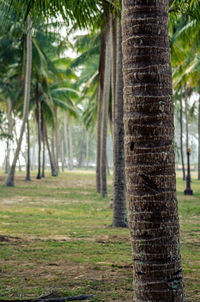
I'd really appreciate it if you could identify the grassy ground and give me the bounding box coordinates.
[0,170,199,301]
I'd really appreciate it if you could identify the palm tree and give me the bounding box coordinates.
[5,16,32,186]
[100,13,112,198]
[121,1,185,301]
[111,8,127,227]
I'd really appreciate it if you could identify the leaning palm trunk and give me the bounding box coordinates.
[121,1,185,301]
[100,14,112,197]
[96,30,105,193]
[112,18,127,227]
[25,120,31,181]
[5,16,32,186]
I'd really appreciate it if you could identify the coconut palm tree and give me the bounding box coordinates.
[121,1,185,301]
[5,16,32,186]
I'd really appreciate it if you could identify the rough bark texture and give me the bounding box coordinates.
[100,14,112,198]
[96,30,106,193]
[112,17,128,228]
[5,16,32,186]
[121,1,185,301]
[25,120,31,181]
[180,95,185,181]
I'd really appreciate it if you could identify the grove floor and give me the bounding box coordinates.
[0,170,199,301]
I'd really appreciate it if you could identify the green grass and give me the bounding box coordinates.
[0,171,199,301]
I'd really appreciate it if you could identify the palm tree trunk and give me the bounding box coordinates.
[64,111,69,169]
[5,98,13,174]
[68,125,73,170]
[41,101,45,178]
[54,107,59,173]
[96,30,106,193]
[31,124,36,170]
[61,140,65,172]
[198,97,200,180]
[25,119,31,181]
[5,16,32,186]
[100,14,112,198]
[121,1,185,301]
[35,81,41,179]
[185,86,189,151]
[44,121,57,176]
[86,130,89,168]
[180,95,185,180]
[112,17,127,228]
[51,126,58,174]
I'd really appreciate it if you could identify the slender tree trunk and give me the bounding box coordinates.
[5,99,13,174]
[25,119,31,181]
[5,16,32,186]
[61,140,65,172]
[31,124,36,170]
[51,126,58,174]
[41,101,45,178]
[86,130,89,168]
[185,86,189,152]
[44,121,57,176]
[68,125,73,170]
[180,95,185,180]
[35,81,41,179]
[96,30,106,193]
[112,17,127,228]
[198,97,200,180]
[121,1,185,301]
[54,107,59,173]
[100,14,112,197]
[63,111,69,169]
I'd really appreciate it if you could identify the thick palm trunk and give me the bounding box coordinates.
[96,30,106,193]
[5,16,32,186]
[63,111,69,169]
[180,96,185,180]
[100,15,112,198]
[112,18,127,228]
[35,81,41,179]
[25,119,31,181]
[121,1,185,301]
